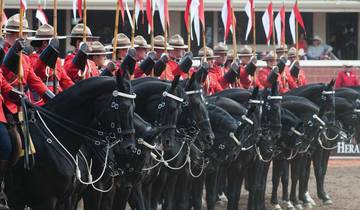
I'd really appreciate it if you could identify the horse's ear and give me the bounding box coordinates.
[170,75,181,90]
[116,70,130,91]
[187,72,196,88]
[251,86,259,99]
[271,81,279,95]
[328,79,336,89]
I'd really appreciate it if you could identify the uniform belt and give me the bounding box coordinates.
[45,81,60,87]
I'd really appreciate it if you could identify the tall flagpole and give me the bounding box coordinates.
[53,0,58,94]
[295,0,299,60]
[231,8,237,62]
[187,11,191,52]
[18,5,24,94]
[150,0,154,51]
[252,0,256,56]
[113,0,120,61]
[131,0,136,47]
[0,0,3,38]
[282,0,285,49]
[82,0,87,42]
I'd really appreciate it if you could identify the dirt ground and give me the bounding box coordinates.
[214,159,360,210]
[78,159,360,210]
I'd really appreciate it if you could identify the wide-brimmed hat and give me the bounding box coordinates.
[168,34,188,49]
[194,46,219,59]
[4,14,36,33]
[87,41,112,55]
[135,35,151,49]
[276,44,288,54]
[213,42,228,54]
[263,51,276,61]
[343,63,353,68]
[226,49,238,60]
[288,47,297,57]
[154,35,174,50]
[312,35,322,42]
[106,33,138,50]
[68,23,99,40]
[238,46,253,57]
[28,24,66,41]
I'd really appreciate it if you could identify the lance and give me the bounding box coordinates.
[150,0,154,51]
[282,0,285,49]
[83,0,87,43]
[112,0,120,61]
[0,0,3,38]
[295,0,299,61]
[271,1,276,59]
[18,5,24,95]
[131,0,136,48]
[80,0,88,80]
[53,0,58,94]
[251,0,256,86]
[231,8,237,62]
[187,9,191,52]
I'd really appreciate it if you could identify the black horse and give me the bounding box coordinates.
[6,72,136,210]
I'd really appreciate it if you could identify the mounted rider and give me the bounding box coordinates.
[2,14,54,113]
[63,23,99,82]
[28,23,74,104]
[87,40,111,70]
[287,47,307,88]
[133,35,157,78]
[161,34,192,80]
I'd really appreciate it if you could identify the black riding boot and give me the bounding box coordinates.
[0,160,9,210]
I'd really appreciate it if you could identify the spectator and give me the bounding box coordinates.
[307,35,333,60]
[298,33,308,52]
[335,64,359,88]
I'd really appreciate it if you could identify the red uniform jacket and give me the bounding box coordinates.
[0,73,15,122]
[133,63,145,78]
[206,65,228,95]
[257,67,291,94]
[335,70,359,88]
[287,67,307,89]
[64,53,100,83]
[30,53,74,92]
[2,55,48,113]
[160,60,187,80]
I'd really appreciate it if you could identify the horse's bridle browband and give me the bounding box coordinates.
[322,90,335,95]
[249,99,264,104]
[162,91,184,102]
[267,96,283,100]
[112,90,137,99]
[185,89,203,95]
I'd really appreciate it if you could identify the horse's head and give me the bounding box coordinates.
[183,71,214,148]
[157,76,185,150]
[261,83,282,140]
[94,70,136,155]
[278,109,304,151]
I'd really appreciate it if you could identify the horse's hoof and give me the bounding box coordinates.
[273,204,283,210]
[283,200,295,210]
[295,204,303,210]
[303,202,313,209]
[323,199,333,205]
[304,192,316,206]
[219,193,228,202]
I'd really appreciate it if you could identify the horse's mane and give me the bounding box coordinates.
[335,96,354,115]
[207,96,247,118]
[281,108,302,128]
[206,104,238,133]
[44,77,116,113]
[133,80,172,98]
[282,95,320,114]
[285,83,325,97]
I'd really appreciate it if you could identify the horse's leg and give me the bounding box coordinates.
[247,157,261,210]
[82,188,103,210]
[226,162,245,210]
[281,160,293,210]
[271,159,282,209]
[289,157,302,209]
[205,167,219,210]
[128,183,146,210]
[174,169,190,210]
[162,171,178,210]
[150,170,168,210]
[299,155,312,206]
[217,165,228,202]
[32,197,57,210]
[112,180,133,210]
[191,175,204,210]
[258,162,270,210]
[142,182,152,210]
[99,186,116,210]
[317,150,332,204]
[313,146,328,204]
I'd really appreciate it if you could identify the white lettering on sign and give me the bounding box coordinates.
[337,142,360,154]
